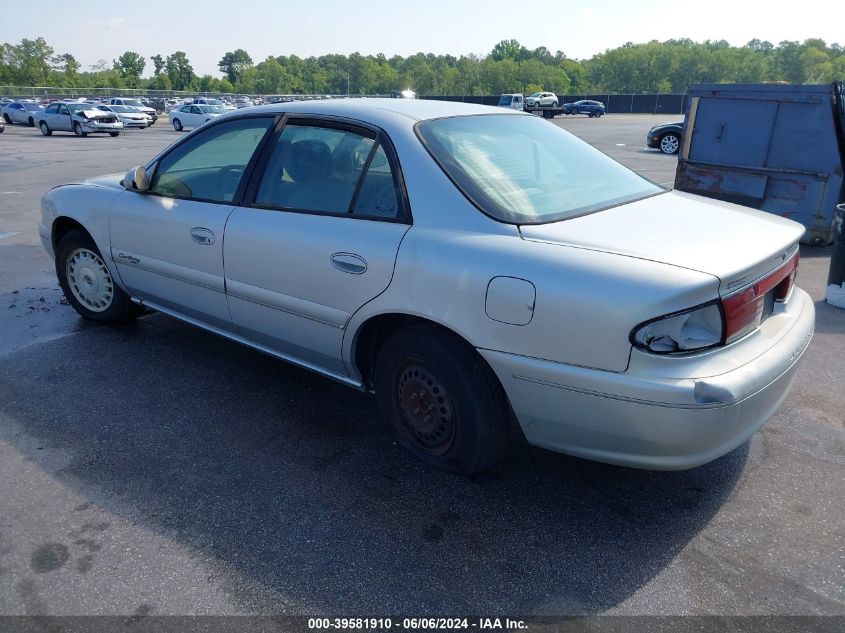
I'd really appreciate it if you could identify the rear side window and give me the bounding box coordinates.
[254,123,403,220]
[416,114,662,224]
[149,117,273,202]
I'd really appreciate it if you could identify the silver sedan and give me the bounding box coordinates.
[2,100,43,126]
[38,100,815,474]
[96,104,150,128]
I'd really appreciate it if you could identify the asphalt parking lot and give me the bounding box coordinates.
[0,113,843,617]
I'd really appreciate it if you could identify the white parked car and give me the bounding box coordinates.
[38,100,814,475]
[2,100,43,126]
[108,98,158,124]
[169,104,225,130]
[525,91,559,107]
[96,105,150,128]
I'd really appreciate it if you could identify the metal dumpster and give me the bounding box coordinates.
[675,82,845,245]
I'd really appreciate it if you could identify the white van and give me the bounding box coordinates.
[498,94,525,110]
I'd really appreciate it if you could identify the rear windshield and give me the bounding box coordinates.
[416,114,664,224]
[22,102,42,111]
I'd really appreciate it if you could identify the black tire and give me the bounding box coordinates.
[374,324,510,475]
[73,122,87,137]
[659,133,681,155]
[109,131,120,137]
[2,113,10,123]
[27,117,35,127]
[552,101,559,108]
[39,121,52,136]
[56,229,143,322]
[172,118,183,131]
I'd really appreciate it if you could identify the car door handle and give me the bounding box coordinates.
[330,252,367,274]
[190,227,215,245]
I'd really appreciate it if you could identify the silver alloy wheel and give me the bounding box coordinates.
[65,248,114,312]
[40,121,49,135]
[660,134,680,154]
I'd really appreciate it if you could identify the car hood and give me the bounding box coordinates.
[82,173,125,190]
[519,190,805,294]
[649,122,684,132]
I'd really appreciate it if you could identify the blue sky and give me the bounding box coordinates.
[2,0,841,76]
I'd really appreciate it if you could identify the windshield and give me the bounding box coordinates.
[122,99,143,107]
[67,103,94,113]
[22,102,43,111]
[416,114,664,224]
[202,99,223,105]
[498,96,513,105]
[199,105,226,114]
[109,105,137,113]
[528,92,542,98]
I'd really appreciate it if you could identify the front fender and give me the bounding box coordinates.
[40,184,125,286]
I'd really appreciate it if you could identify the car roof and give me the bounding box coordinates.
[238,98,523,124]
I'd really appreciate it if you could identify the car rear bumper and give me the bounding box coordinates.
[480,287,815,470]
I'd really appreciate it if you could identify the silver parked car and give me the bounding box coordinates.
[2,100,43,126]
[96,104,150,128]
[34,102,123,137]
[39,100,814,474]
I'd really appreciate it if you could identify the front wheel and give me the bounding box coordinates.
[73,122,87,137]
[56,230,142,322]
[109,131,120,137]
[39,121,52,136]
[659,133,680,154]
[374,324,510,475]
[172,118,183,131]
[552,101,559,108]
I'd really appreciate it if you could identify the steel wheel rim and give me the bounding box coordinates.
[66,248,114,312]
[661,135,679,153]
[394,359,456,455]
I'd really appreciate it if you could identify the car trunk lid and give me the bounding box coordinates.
[519,190,804,295]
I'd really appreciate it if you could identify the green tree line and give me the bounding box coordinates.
[1,37,843,95]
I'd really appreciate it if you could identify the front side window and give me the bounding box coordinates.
[45,104,58,114]
[416,114,663,224]
[254,122,403,219]
[149,117,274,202]
[58,105,69,115]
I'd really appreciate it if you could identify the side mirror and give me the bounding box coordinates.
[124,165,150,192]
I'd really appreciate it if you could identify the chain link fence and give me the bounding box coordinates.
[0,86,690,114]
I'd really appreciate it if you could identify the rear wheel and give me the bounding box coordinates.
[2,113,10,123]
[659,133,680,154]
[172,118,183,131]
[39,121,52,136]
[27,116,35,127]
[374,324,510,475]
[109,131,120,137]
[56,229,142,322]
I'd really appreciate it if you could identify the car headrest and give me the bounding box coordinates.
[285,139,332,182]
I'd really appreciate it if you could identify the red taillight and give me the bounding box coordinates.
[721,251,799,344]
